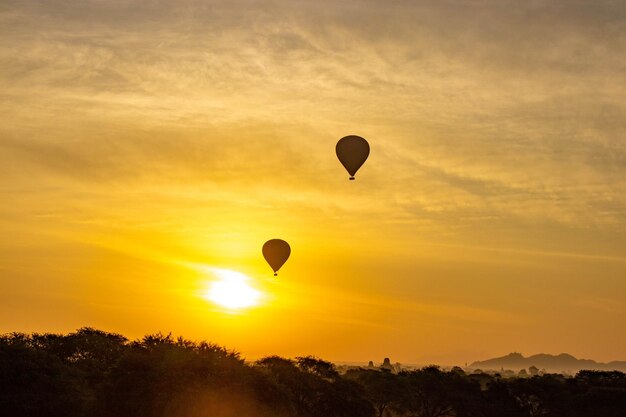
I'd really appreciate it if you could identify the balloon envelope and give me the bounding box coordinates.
[336,135,370,180]
[262,239,291,276]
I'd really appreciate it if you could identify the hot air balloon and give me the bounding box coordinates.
[336,135,370,180]
[262,239,291,276]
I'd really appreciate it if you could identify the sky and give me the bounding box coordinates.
[1,0,625,365]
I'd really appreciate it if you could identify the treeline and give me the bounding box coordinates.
[1,328,625,417]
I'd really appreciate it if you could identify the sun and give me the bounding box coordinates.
[204,269,261,310]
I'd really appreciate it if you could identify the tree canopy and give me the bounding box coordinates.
[2,329,625,417]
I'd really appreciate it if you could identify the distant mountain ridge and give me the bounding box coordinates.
[470,352,626,373]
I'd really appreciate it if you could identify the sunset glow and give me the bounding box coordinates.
[204,269,262,310]
[1,0,625,366]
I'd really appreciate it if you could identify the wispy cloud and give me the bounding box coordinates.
[1,0,626,362]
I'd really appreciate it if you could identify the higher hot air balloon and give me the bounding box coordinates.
[262,239,291,276]
[336,135,370,180]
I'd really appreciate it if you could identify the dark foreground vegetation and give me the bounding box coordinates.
[2,328,626,417]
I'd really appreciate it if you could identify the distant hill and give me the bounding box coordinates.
[470,352,626,373]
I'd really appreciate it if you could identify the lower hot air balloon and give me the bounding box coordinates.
[262,239,291,276]
[336,135,370,180]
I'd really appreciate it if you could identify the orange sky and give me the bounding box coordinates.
[1,0,625,365]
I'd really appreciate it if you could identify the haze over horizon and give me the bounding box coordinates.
[1,0,625,365]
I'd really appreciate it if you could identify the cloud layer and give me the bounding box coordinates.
[1,0,625,362]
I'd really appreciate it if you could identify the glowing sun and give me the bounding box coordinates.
[204,269,261,309]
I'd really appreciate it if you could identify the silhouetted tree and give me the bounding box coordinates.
[0,331,100,417]
[256,355,374,417]
[345,368,403,417]
[4,329,626,417]
[100,333,284,417]
[397,366,458,417]
[480,378,529,417]
[570,371,626,417]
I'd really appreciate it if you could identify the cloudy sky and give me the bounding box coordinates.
[1,0,625,364]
